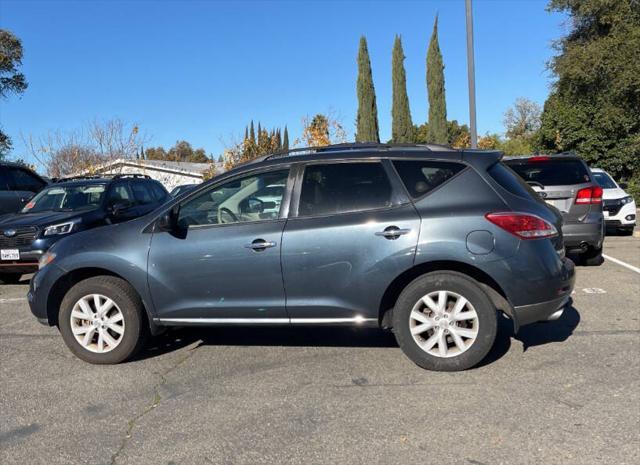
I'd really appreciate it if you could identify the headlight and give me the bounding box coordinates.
[38,252,56,270]
[43,222,75,236]
[620,196,633,205]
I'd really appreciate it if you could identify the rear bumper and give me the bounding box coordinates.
[513,294,572,328]
[562,216,604,251]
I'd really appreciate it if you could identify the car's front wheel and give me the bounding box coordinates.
[58,276,147,364]
[392,272,497,371]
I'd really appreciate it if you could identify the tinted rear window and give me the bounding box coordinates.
[392,160,465,198]
[299,163,392,216]
[506,159,590,186]
[488,162,538,200]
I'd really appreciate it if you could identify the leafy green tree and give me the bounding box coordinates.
[426,16,448,144]
[391,35,413,143]
[539,0,640,183]
[356,36,380,142]
[0,29,28,158]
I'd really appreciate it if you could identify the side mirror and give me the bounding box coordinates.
[619,182,628,190]
[110,200,132,217]
[157,206,179,232]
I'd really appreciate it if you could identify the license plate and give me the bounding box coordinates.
[1,249,20,260]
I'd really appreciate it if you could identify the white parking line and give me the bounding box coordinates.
[0,297,27,303]
[603,254,640,275]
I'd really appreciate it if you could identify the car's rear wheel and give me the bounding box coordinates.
[58,276,147,364]
[582,246,604,266]
[0,273,22,284]
[392,272,497,371]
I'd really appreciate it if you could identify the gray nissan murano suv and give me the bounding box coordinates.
[28,144,575,371]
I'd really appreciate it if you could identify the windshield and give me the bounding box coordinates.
[592,172,617,189]
[21,184,107,213]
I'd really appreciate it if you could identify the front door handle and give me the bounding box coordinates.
[245,239,277,251]
[375,226,411,240]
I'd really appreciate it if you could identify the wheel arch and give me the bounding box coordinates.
[378,260,514,328]
[46,267,159,334]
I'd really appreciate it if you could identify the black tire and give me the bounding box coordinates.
[621,227,634,236]
[582,246,604,266]
[0,273,22,284]
[392,272,497,372]
[58,276,148,364]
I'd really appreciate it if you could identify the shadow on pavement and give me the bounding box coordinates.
[136,304,581,366]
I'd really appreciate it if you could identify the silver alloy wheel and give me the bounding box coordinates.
[409,290,479,358]
[69,294,125,354]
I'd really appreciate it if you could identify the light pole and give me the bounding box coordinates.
[465,0,478,149]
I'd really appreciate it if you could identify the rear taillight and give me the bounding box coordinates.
[528,156,550,163]
[485,212,558,239]
[575,186,603,204]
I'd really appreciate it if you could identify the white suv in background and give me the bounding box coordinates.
[591,168,636,235]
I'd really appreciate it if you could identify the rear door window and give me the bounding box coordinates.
[298,162,392,216]
[149,181,168,202]
[392,160,465,198]
[0,167,11,191]
[8,167,45,192]
[131,181,154,204]
[506,159,590,186]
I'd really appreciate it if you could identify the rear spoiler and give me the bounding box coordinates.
[461,150,503,170]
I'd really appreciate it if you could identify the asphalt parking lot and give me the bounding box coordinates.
[1,234,639,465]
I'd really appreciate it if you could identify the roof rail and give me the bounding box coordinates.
[54,175,107,182]
[262,142,454,162]
[113,173,151,180]
[55,173,152,183]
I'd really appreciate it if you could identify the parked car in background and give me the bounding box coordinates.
[504,154,604,265]
[590,168,636,235]
[170,184,198,197]
[0,174,169,284]
[0,161,48,216]
[29,144,574,371]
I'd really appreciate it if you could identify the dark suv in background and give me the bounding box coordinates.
[28,144,575,371]
[504,154,604,265]
[0,174,169,284]
[0,161,48,216]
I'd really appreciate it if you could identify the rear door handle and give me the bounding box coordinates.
[245,239,277,251]
[375,226,411,240]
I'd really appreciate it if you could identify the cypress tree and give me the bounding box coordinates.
[392,35,413,143]
[283,126,289,151]
[356,36,380,143]
[249,121,255,144]
[275,129,282,149]
[426,16,448,144]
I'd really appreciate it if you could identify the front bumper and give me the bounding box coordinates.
[562,215,604,252]
[0,237,60,274]
[604,201,636,228]
[27,263,67,325]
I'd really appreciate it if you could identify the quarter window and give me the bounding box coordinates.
[178,170,289,227]
[393,160,465,198]
[298,162,392,216]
